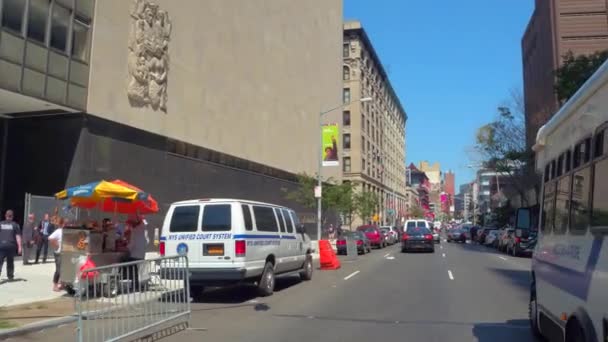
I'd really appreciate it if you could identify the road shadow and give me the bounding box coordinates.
[472,319,537,342]
[192,275,302,304]
[487,268,531,292]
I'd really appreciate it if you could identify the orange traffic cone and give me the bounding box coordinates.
[319,240,341,270]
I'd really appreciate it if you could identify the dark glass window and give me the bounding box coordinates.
[71,19,91,61]
[544,164,550,183]
[27,0,49,43]
[592,158,608,229]
[343,157,351,172]
[343,111,350,126]
[289,211,301,229]
[170,206,200,232]
[541,181,556,233]
[242,205,253,231]
[202,205,231,232]
[556,154,564,177]
[550,160,557,179]
[565,150,572,172]
[281,209,294,233]
[554,175,571,235]
[275,208,286,233]
[50,4,71,52]
[253,206,278,232]
[343,66,350,81]
[594,130,605,159]
[343,88,351,103]
[571,167,591,234]
[2,0,26,32]
[343,43,349,57]
[344,134,351,149]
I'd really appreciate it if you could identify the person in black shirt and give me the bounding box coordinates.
[0,210,22,281]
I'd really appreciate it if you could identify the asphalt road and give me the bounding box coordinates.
[6,239,537,342]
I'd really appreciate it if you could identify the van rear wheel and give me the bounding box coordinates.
[257,262,275,297]
[299,255,313,281]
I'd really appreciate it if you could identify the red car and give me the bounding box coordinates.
[357,225,385,249]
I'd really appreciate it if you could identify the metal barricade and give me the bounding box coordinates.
[75,255,191,342]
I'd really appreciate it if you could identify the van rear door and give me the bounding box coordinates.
[196,202,235,268]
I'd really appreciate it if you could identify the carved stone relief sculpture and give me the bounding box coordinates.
[127,0,172,112]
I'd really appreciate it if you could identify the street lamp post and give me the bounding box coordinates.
[316,97,372,241]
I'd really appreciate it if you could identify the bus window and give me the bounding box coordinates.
[556,154,564,177]
[594,129,605,159]
[571,166,591,234]
[554,175,571,234]
[541,181,556,234]
[592,158,608,230]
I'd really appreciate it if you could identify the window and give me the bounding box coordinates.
[242,205,253,231]
[289,211,301,230]
[570,167,591,234]
[343,134,351,149]
[556,154,564,177]
[50,4,71,52]
[565,150,572,172]
[343,111,350,126]
[343,157,351,172]
[592,158,608,229]
[544,164,550,183]
[202,204,232,232]
[343,66,350,80]
[554,175,571,234]
[343,88,350,104]
[71,19,91,61]
[550,160,556,179]
[169,206,200,232]
[343,43,349,57]
[76,0,94,19]
[27,0,49,43]
[594,129,605,159]
[253,206,278,232]
[2,0,26,32]
[541,181,556,233]
[281,209,294,233]
[574,139,591,168]
[362,158,366,172]
[362,137,365,152]
[275,208,286,232]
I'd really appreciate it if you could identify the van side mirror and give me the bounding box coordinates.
[515,208,531,230]
[296,224,305,234]
[515,229,523,238]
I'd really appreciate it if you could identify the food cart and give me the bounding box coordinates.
[54,180,159,297]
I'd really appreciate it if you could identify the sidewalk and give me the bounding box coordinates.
[0,256,63,308]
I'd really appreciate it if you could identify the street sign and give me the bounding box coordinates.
[314,186,322,198]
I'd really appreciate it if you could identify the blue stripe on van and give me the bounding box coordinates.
[534,236,603,301]
[159,236,166,241]
[232,234,297,240]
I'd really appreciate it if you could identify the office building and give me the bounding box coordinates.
[342,21,408,226]
[522,0,608,148]
[0,0,343,230]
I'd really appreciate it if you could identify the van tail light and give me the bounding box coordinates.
[235,240,246,257]
[159,241,165,256]
[402,234,409,241]
[337,240,346,246]
[356,240,363,246]
[424,234,433,241]
[515,237,521,244]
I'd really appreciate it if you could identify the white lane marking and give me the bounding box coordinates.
[383,253,390,257]
[386,256,395,260]
[344,270,360,280]
[247,299,259,303]
[448,270,454,280]
[440,245,443,249]
[498,256,508,261]
[442,253,446,258]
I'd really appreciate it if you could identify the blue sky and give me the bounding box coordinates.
[344,0,534,189]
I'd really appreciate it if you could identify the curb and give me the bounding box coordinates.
[0,315,77,340]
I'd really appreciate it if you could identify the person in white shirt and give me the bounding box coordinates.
[123,216,149,288]
[48,218,64,292]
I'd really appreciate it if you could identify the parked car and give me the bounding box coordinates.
[160,198,313,297]
[380,226,397,245]
[498,228,514,252]
[447,228,466,243]
[336,231,371,255]
[484,229,499,246]
[432,230,440,244]
[357,225,385,249]
[460,225,472,240]
[390,226,402,241]
[506,228,536,257]
[401,225,435,253]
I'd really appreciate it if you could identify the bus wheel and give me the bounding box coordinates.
[565,319,585,342]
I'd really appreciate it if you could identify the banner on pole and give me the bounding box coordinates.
[322,124,339,166]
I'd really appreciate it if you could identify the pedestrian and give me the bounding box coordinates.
[22,213,36,265]
[328,224,335,239]
[123,215,149,288]
[35,213,55,264]
[0,209,22,281]
[48,218,64,291]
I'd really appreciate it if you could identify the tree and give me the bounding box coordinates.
[408,203,425,218]
[353,190,379,224]
[555,50,608,104]
[283,173,354,226]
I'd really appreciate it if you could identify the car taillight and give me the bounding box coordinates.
[515,237,521,244]
[159,241,165,256]
[402,234,409,240]
[235,240,246,257]
[337,240,346,246]
[357,240,363,246]
[424,234,433,241]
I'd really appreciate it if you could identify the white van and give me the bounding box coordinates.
[159,199,313,297]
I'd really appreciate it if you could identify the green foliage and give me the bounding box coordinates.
[555,50,608,104]
[353,190,379,223]
[408,203,425,218]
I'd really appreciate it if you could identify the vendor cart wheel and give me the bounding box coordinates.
[102,282,117,298]
[64,285,76,296]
